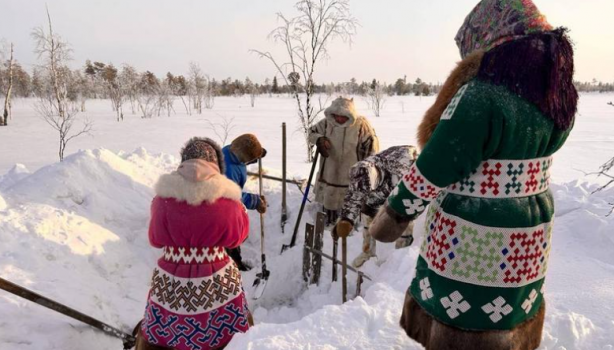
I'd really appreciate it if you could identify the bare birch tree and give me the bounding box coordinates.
[32,8,92,161]
[206,115,236,146]
[366,81,386,117]
[188,62,206,114]
[245,77,257,107]
[596,103,614,215]
[252,0,358,161]
[1,42,14,126]
[168,73,190,115]
[203,81,216,109]
[121,64,139,115]
[157,79,175,117]
[136,71,159,118]
[100,64,125,121]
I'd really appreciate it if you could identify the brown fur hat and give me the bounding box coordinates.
[230,134,264,164]
[416,50,484,149]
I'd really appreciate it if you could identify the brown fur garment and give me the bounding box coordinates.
[400,293,545,350]
[416,50,484,149]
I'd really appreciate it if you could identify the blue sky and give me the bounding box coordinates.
[1,0,612,84]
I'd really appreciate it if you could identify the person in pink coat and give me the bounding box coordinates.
[137,137,251,350]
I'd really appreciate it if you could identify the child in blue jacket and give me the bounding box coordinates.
[223,134,267,270]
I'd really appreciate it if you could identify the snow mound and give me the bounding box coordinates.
[0,193,6,211]
[0,148,177,349]
[0,163,30,190]
[6,148,176,234]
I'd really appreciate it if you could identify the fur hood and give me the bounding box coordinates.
[417,50,484,149]
[417,29,577,149]
[324,97,359,127]
[155,172,242,206]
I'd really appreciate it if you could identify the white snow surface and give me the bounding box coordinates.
[0,95,613,349]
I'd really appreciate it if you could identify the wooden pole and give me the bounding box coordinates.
[342,237,348,303]
[0,277,135,347]
[311,212,325,285]
[303,223,315,282]
[281,122,287,233]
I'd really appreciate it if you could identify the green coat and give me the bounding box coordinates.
[388,79,572,330]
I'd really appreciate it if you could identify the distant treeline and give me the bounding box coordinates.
[0,59,611,99]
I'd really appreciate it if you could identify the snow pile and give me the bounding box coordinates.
[0,148,176,349]
[0,193,6,211]
[0,164,30,191]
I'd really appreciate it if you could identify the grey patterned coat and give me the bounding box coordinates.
[340,146,418,225]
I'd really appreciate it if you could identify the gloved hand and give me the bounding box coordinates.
[316,137,332,158]
[395,235,414,249]
[332,220,353,240]
[256,195,267,214]
[369,204,411,243]
[247,149,268,165]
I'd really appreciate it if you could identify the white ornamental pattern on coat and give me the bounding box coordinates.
[522,289,539,314]
[419,278,434,301]
[440,291,471,319]
[481,297,513,323]
[441,84,469,120]
[149,263,242,315]
[403,198,425,216]
[447,157,553,198]
[163,246,227,264]
[403,164,443,201]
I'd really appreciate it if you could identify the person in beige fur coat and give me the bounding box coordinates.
[308,97,379,225]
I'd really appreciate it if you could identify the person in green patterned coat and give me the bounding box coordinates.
[368,1,578,349]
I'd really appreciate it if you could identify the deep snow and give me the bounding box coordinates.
[0,95,613,349]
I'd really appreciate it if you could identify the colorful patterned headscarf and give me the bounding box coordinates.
[455,0,553,58]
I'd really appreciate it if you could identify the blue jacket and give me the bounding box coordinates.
[222,145,261,210]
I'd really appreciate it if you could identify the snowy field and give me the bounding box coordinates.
[0,94,613,349]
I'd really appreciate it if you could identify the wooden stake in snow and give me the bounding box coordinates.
[342,236,348,303]
[281,122,288,233]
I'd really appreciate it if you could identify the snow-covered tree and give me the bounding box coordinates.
[1,42,14,126]
[366,80,386,117]
[120,64,139,115]
[252,0,358,161]
[157,77,174,117]
[245,77,257,107]
[136,71,159,118]
[102,64,125,121]
[32,9,92,161]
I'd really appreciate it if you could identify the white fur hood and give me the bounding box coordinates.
[324,97,358,127]
[155,172,242,206]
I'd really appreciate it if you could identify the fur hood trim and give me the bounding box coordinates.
[155,172,242,206]
[417,50,484,149]
[324,97,358,127]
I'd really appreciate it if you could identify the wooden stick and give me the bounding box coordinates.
[0,277,135,347]
[281,122,288,233]
[342,236,348,303]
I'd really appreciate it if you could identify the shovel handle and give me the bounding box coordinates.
[342,236,348,303]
